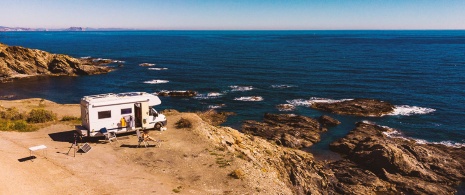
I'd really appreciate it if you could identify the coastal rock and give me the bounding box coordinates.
[242,113,326,148]
[157,90,197,97]
[0,43,112,82]
[318,115,341,127]
[276,104,295,111]
[311,98,394,117]
[330,122,465,194]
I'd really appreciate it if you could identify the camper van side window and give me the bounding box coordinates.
[121,108,132,115]
[98,111,111,119]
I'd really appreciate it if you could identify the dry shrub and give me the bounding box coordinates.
[61,115,81,122]
[197,109,235,126]
[175,117,192,129]
[27,108,57,123]
[0,107,26,120]
[229,169,245,179]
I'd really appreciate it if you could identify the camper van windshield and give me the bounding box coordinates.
[150,108,158,116]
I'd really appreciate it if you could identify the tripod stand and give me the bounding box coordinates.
[66,133,82,157]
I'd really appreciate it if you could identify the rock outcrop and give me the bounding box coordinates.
[242,113,327,148]
[239,113,465,194]
[0,43,112,82]
[330,122,465,194]
[157,90,197,97]
[311,99,394,117]
[318,115,341,127]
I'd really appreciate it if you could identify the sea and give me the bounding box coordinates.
[1,30,465,157]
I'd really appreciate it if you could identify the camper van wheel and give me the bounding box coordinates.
[155,123,162,130]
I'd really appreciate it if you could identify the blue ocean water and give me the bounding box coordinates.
[1,30,465,155]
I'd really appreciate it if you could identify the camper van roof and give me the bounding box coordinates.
[82,92,161,106]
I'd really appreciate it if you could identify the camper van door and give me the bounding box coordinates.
[140,102,150,128]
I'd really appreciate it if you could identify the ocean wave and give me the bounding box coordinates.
[387,105,436,116]
[194,92,223,100]
[113,60,125,63]
[372,121,465,148]
[148,68,168,70]
[234,96,263,101]
[271,84,297,89]
[139,63,156,66]
[415,140,465,148]
[208,104,226,109]
[80,56,91,59]
[286,97,353,107]
[143,80,169,84]
[230,85,253,92]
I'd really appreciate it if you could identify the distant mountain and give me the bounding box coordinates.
[0,26,135,32]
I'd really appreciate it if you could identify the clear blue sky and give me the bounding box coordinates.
[1,0,464,30]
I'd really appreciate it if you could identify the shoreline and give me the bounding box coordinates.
[1,98,465,194]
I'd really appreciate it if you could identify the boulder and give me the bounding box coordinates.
[157,90,197,97]
[242,113,326,148]
[318,115,341,127]
[329,121,465,194]
[311,99,394,117]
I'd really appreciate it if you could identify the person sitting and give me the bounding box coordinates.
[141,130,155,141]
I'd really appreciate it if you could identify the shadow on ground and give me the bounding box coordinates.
[120,144,156,148]
[18,156,36,162]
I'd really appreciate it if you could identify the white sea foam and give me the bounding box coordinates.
[286,97,353,107]
[113,60,125,63]
[276,104,296,111]
[387,105,436,116]
[208,92,222,97]
[143,80,169,84]
[234,96,263,101]
[230,85,253,92]
[139,63,156,66]
[286,99,312,106]
[148,68,168,70]
[194,92,223,100]
[208,104,226,109]
[375,122,465,148]
[271,84,296,89]
[80,56,91,59]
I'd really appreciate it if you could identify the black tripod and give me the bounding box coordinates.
[66,133,82,157]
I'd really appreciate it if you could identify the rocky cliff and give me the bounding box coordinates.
[0,43,112,82]
[237,113,464,194]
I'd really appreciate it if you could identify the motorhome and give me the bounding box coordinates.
[76,92,167,137]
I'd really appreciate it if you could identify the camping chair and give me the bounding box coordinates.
[100,128,118,143]
[136,129,149,148]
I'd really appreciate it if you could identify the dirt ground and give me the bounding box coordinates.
[0,99,256,194]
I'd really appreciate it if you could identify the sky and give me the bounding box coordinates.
[1,0,465,30]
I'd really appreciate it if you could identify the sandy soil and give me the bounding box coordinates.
[0,99,255,195]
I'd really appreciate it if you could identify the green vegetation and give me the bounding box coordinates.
[172,186,183,193]
[0,107,56,132]
[61,115,81,123]
[0,119,37,132]
[27,108,57,123]
[175,117,192,129]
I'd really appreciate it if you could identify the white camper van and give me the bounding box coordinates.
[76,92,167,137]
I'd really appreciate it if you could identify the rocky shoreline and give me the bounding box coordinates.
[0,43,113,83]
[240,98,464,194]
[1,42,463,193]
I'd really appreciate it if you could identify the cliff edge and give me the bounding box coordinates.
[0,43,112,82]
